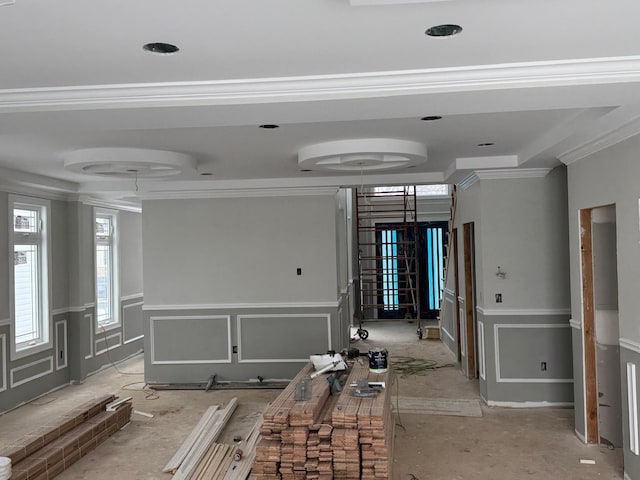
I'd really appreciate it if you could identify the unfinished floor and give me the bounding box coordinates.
[0,321,623,480]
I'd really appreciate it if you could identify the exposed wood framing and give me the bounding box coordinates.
[463,222,476,379]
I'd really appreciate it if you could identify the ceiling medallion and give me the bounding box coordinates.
[298,138,427,172]
[63,148,197,178]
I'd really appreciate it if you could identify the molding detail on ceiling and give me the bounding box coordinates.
[458,173,479,190]
[138,187,340,200]
[1,56,640,112]
[298,138,427,172]
[474,168,552,180]
[558,114,640,165]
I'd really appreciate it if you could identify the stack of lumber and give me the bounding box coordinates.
[252,360,394,480]
[0,394,132,480]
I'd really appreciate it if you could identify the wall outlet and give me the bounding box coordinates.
[233,345,238,354]
[296,267,302,276]
[495,293,502,303]
[541,361,547,371]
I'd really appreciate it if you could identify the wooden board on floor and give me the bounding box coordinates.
[392,396,482,417]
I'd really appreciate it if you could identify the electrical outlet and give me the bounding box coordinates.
[541,361,547,371]
[495,293,502,303]
[297,267,302,276]
[60,350,64,360]
[233,345,238,354]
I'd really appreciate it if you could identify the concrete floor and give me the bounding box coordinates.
[0,321,624,480]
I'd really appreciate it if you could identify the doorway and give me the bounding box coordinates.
[581,205,621,447]
[463,222,478,379]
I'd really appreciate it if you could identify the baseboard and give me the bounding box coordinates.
[486,400,574,408]
[0,381,72,416]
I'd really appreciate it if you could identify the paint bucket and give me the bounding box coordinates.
[368,347,388,373]
[0,456,11,480]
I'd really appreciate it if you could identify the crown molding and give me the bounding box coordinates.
[2,56,640,112]
[474,168,552,180]
[139,186,340,200]
[73,195,142,213]
[0,166,77,201]
[559,114,640,165]
[458,172,479,190]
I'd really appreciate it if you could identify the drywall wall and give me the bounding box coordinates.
[567,132,640,475]
[119,210,143,296]
[142,195,338,305]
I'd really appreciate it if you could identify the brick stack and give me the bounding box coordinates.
[252,360,394,480]
[0,394,132,480]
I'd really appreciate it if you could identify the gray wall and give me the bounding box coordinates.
[0,196,144,413]
[567,132,640,478]
[141,193,344,382]
[447,167,573,404]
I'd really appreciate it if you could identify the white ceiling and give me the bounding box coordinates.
[1,0,640,201]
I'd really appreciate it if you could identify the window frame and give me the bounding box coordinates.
[8,195,52,360]
[94,208,120,331]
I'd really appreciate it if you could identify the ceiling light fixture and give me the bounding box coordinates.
[425,24,463,37]
[421,116,442,121]
[143,42,180,55]
[200,172,214,176]
[259,124,280,129]
[477,142,495,147]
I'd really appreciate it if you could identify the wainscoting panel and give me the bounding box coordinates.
[238,314,331,363]
[0,334,6,393]
[10,356,54,388]
[123,301,144,344]
[55,320,68,370]
[151,315,232,364]
[494,324,573,383]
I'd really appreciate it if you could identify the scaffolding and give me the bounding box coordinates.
[355,186,421,336]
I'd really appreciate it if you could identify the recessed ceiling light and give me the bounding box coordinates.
[300,169,312,172]
[259,124,280,129]
[425,24,463,37]
[421,116,442,121]
[477,142,495,147]
[143,42,180,55]
[200,172,214,176]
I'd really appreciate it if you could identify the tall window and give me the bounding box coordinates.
[10,196,50,354]
[95,210,119,328]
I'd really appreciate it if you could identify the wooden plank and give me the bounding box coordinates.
[463,221,476,379]
[174,398,238,480]
[163,405,220,473]
[581,208,598,444]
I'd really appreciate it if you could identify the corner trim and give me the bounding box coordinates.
[620,338,640,354]
[458,173,479,191]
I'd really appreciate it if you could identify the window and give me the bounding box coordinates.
[95,209,119,328]
[374,184,450,196]
[9,195,51,355]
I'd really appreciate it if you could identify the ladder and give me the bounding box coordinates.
[355,186,421,336]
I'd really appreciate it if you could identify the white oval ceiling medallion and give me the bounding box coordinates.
[63,148,197,178]
[298,138,427,172]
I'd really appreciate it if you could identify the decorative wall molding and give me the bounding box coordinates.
[0,318,9,327]
[75,195,141,213]
[459,306,466,358]
[84,313,94,360]
[122,301,144,345]
[55,320,68,370]
[441,326,455,343]
[52,306,87,315]
[143,301,340,311]
[569,318,581,330]
[627,362,639,455]
[10,356,54,388]
[443,288,456,297]
[621,338,640,355]
[140,186,340,200]
[477,306,571,316]
[95,332,122,357]
[486,400,574,408]
[237,314,332,363]
[4,56,640,112]
[478,320,486,381]
[0,334,6,393]
[120,293,144,302]
[494,323,573,384]
[150,315,232,365]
